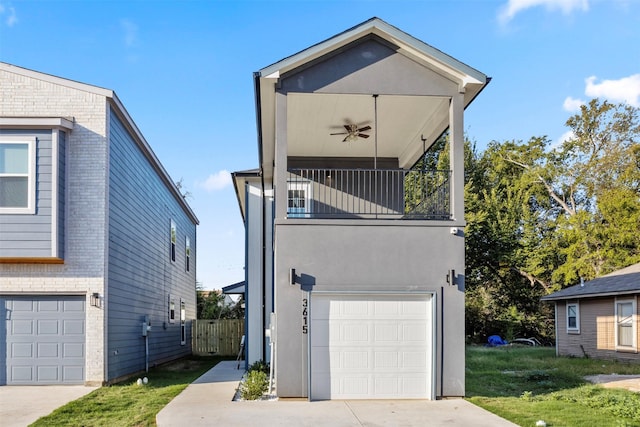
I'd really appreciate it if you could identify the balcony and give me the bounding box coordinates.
[286,168,451,220]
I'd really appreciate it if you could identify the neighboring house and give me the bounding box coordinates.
[0,62,199,385]
[541,263,640,362]
[232,18,489,400]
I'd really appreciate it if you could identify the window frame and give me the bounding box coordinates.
[168,294,176,324]
[615,298,637,351]
[180,298,186,346]
[185,236,191,272]
[170,219,177,262]
[287,179,312,218]
[0,137,36,214]
[566,302,580,334]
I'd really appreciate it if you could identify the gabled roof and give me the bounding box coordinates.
[258,17,486,86]
[253,17,490,180]
[541,263,640,301]
[0,62,198,225]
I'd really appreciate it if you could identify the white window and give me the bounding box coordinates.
[185,236,191,272]
[168,294,176,324]
[170,220,177,262]
[0,138,36,214]
[287,180,311,218]
[616,298,636,350]
[180,298,186,346]
[566,302,580,333]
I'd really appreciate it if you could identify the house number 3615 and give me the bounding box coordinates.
[302,298,308,334]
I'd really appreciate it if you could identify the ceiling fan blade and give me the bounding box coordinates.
[342,135,349,142]
[358,133,370,138]
[330,132,348,135]
[358,125,371,132]
[343,124,353,132]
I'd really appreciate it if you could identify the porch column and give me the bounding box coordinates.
[449,92,464,222]
[274,92,288,219]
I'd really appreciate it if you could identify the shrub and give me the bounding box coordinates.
[241,370,268,400]
[248,360,270,374]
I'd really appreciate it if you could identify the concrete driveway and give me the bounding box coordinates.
[0,384,97,427]
[157,361,517,427]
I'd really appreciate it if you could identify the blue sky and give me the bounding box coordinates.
[1,0,638,289]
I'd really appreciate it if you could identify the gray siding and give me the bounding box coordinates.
[0,129,54,258]
[274,221,465,397]
[57,131,66,259]
[106,109,197,381]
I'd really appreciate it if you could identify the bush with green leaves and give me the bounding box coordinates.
[248,360,270,374]
[240,369,269,400]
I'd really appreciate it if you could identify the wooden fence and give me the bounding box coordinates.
[192,319,244,356]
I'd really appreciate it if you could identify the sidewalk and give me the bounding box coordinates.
[156,361,518,427]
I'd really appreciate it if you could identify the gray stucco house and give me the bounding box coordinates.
[232,18,489,400]
[0,62,199,385]
[542,263,640,362]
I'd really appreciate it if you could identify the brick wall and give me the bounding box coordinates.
[0,68,109,383]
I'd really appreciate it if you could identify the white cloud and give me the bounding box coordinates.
[585,74,640,107]
[498,0,589,24]
[198,170,232,192]
[120,19,138,47]
[563,96,585,112]
[0,3,18,27]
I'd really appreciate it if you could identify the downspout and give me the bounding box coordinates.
[253,71,267,362]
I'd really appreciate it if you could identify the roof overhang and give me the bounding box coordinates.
[231,169,261,221]
[253,18,489,180]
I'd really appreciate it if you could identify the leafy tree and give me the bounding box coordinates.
[196,284,244,319]
[464,99,640,343]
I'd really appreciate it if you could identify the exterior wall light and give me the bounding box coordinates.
[90,292,101,308]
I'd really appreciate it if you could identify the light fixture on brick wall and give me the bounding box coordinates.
[90,292,101,308]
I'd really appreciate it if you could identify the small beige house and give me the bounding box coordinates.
[542,263,640,362]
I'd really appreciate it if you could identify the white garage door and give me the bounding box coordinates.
[2,295,85,385]
[310,293,433,400]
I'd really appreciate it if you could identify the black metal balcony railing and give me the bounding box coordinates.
[286,168,451,219]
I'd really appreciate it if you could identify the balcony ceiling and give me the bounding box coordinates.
[287,92,449,169]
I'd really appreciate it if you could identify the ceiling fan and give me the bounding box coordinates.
[330,124,371,142]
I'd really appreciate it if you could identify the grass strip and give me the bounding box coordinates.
[466,346,640,427]
[30,356,227,427]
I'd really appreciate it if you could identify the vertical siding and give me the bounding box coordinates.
[557,297,640,362]
[107,110,197,381]
[57,131,66,258]
[0,129,53,257]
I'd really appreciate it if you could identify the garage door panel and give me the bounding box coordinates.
[311,294,432,400]
[3,296,85,385]
[37,342,59,357]
[38,300,59,311]
[63,342,84,358]
[38,319,59,334]
[63,366,84,382]
[11,366,33,381]
[11,320,33,335]
[11,342,33,358]
[64,319,84,335]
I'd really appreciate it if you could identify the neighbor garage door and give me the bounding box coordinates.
[310,293,433,400]
[2,295,85,385]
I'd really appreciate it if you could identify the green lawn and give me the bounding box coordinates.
[466,346,640,427]
[30,356,227,427]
